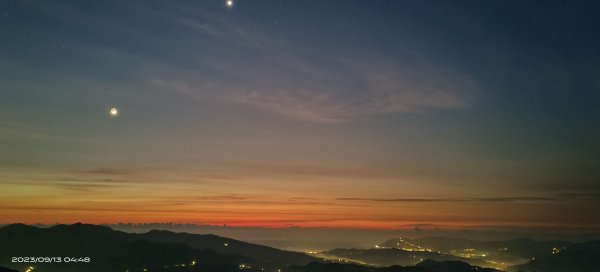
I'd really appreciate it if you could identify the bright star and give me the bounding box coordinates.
[226,0,233,8]
[109,107,119,117]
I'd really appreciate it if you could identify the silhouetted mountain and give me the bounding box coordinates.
[288,262,369,272]
[0,267,18,272]
[0,223,268,272]
[287,260,502,272]
[6,224,597,272]
[131,229,318,265]
[416,260,500,272]
[512,240,600,272]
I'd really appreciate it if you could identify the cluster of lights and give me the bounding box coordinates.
[373,238,509,270]
[449,248,489,259]
[390,239,437,253]
[551,247,565,254]
[483,260,509,270]
[397,247,436,252]
[393,238,424,251]
[148,259,199,271]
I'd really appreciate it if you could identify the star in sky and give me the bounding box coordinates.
[109,107,119,117]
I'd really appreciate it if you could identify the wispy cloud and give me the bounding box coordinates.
[335,195,596,203]
[218,57,478,123]
[114,2,481,123]
[72,168,139,176]
[153,46,479,123]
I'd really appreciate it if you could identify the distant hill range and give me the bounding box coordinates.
[0,224,506,272]
[380,237,571,260]
[319,247,490,267]
[374,236,600,272]
[128,229,317,265]
[287,260,501,272]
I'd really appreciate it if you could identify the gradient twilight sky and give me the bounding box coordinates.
[0,0,599,229]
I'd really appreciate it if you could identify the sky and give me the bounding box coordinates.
[0,0,599,230]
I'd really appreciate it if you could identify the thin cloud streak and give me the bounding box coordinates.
[118,2,481,123]
[335,195,595,203]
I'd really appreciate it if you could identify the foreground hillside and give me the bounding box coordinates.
[0,223,310,272]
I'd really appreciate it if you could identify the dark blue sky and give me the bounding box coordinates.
[0,0,599,228]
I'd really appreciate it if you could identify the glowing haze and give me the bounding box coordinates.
[0,0,599,230]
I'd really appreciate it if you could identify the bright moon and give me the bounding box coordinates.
[226,0,233,7]
[109,107,118,117]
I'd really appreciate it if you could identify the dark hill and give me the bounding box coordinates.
[0,223,318,266]
[133,229,318,265]
[512,239,600,272]
[417,260,500,272]
[0,224,266,272]
[287,260,502,272]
